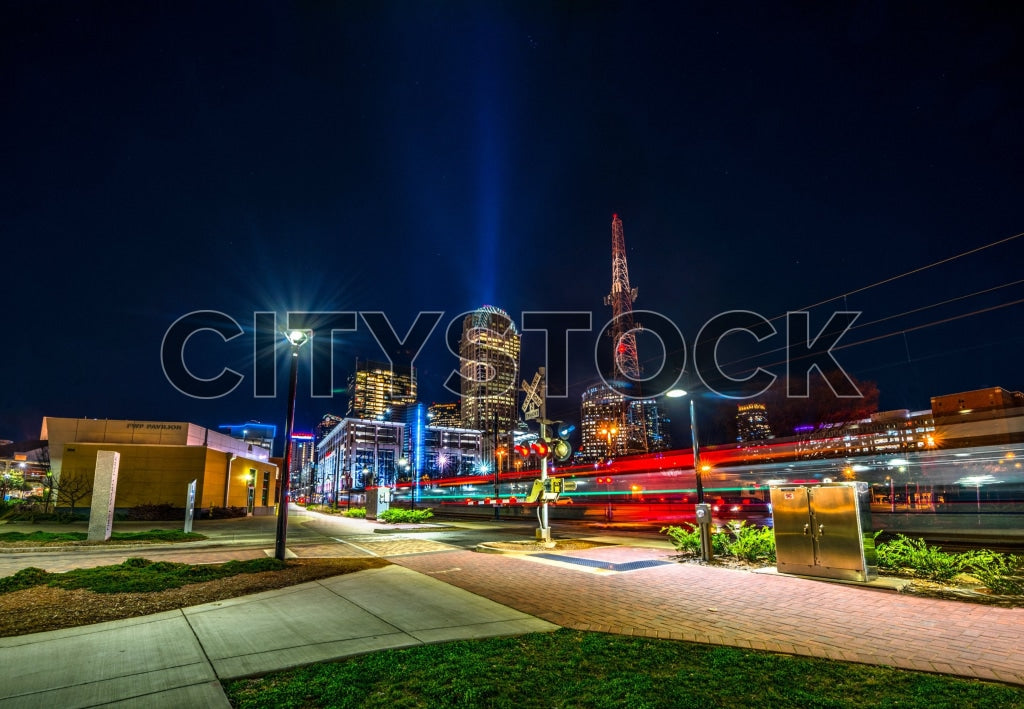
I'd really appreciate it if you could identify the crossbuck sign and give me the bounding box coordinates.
[521,369,544,421]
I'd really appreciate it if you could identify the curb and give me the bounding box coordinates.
[372,524,461,535]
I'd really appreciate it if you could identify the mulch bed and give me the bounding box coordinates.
[0,558,389,638]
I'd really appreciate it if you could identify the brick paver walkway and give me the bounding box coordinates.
[390,545,1024,686]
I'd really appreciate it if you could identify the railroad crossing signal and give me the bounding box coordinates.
[525,479,545,503]
[524,477,576,502]
[521,369,544,420]
[516,437,571,463]
[548,437,572,463]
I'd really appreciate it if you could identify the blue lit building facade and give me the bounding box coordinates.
[314,415,482,505]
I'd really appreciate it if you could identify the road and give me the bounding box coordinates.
[0,507,672,576]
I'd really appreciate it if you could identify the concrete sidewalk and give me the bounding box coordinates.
[0,565,557,708]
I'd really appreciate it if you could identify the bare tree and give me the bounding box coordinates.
[55,470,94,521]
[35,447,55,513]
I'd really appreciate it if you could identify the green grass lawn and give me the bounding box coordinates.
[223,629,1024,709]
[0,557,286,594]
[0,529,205,545]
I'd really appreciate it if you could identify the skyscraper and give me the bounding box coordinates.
[736,403,773,442]
[580,383,628,461]
[635,398,672,452]
[314,414,343,447]
[289,432,315,499]
[459,305,520,436]
[427,402,461,427]
[347,359,417,420]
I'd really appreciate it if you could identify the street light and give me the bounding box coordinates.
[494,447,507,521]
[598,425,618,458]
[275,329,310,562]
[665,390,712,561]
[397,457,412,509]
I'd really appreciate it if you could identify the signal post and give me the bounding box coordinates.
[519,367,574,542]
[520,368,550,541]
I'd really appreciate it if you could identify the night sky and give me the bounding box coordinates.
[3,1,1023,447]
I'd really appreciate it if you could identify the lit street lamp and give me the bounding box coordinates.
[598,425,618,458]
[666,388,713,561]
[494,447,507,521]
[275,329,310,562]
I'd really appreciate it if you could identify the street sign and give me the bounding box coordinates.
[524,407,540,421]
[562,480,577,491]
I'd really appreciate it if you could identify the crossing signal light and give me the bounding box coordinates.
[530,440,550,457]
[548,437,572,463]
[514,444,531,458]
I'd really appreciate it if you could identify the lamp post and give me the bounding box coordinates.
[397,458,412,509]
[494,446,506,520]
[667,388,713,561]
[275,329,310,562]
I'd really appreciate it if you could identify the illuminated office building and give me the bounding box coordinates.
[459,305,520,437]
[314,416,482,503]
[580,382,629,461]
[218,421,276,455]
[736,403,774,442]
[427,402,461,427]
[347,359,417,419]
[289,432,315,498]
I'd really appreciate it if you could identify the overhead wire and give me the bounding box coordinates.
[608,229,1024,392]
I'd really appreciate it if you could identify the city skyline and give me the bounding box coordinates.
[2,3,1022,443]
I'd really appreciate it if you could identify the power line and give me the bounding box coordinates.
[777,230,1024,319]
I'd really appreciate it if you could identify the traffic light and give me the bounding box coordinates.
[596,476,614,484]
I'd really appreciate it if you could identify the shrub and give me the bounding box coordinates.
[662,524,702,555]
[343,507,367,518]
[0,567,51,594]
[661,524,731,558]
[875,535,1024,592]
[875,535,963,582]
[722,522,776,563]
[378,508,434,524]
[209,506,248,519]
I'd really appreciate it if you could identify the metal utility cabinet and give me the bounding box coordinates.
[770,482,877,582]
[366,487,391,520]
